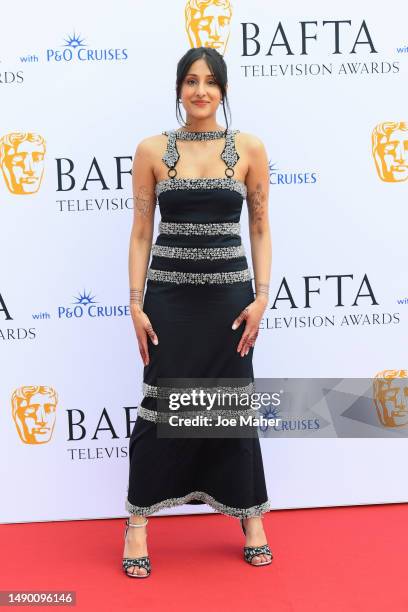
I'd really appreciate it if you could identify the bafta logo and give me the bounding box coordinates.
[0,132,46,194]
[12,386,58,444]
[372,122,408,183]
[185,0,232,54]
[373,370,408,428]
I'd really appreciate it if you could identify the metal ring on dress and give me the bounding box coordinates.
[225,167,235,178]
[168,167,177,178]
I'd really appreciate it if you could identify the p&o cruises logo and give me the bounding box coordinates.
[46,31,128,63]
[19,31,129,64]
[57,289,130,320]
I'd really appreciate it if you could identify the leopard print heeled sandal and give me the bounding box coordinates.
[240,518,273,566]
[122,517,151,578]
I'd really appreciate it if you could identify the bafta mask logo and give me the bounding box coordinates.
[373,370,408,428]
[185,0,232,54]
[372,122,408,183]
[0,132,46,194]
[12,386,58,444]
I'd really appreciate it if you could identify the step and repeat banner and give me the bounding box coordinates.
[1,0,407,523]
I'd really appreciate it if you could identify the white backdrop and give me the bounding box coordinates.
[1,0,407,523]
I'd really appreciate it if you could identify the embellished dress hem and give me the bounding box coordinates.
[125,492,271,520]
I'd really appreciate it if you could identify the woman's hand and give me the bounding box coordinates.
[130,304,159,366]
[231,296,267,357]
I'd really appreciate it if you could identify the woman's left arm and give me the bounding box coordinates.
[232,134,271,357]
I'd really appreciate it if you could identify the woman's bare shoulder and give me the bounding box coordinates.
[235,130,265,151]
[135,132,167,154]
[137,134,167,150]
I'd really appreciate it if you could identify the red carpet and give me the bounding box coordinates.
[1,503,407,612]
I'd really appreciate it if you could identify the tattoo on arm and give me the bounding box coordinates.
[135,185,155,216]
[256,283,269,297]
[247,182,266,228]
[130,288,144,306]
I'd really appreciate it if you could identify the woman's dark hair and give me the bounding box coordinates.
[175,47,231,130]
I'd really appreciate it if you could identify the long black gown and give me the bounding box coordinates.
[125,127,271,520]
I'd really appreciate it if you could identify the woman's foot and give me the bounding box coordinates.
[123,516,149,576]
[241,517,272,565]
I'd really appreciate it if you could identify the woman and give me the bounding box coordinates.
[123,47,272,577]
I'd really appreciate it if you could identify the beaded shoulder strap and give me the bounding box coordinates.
[221,129,240,178]
[161,130,179,178]
[161,129,240,179]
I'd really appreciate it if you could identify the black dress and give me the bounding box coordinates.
[125,128,271,520]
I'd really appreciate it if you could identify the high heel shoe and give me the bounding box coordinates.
[122,517,151,578]
[240,518,273,566]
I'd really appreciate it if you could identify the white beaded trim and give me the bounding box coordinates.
[125,491,271,519]
[151,244,246,260]
[147,268,251,285]
[170,128,231,140]
[143,381,255,398]
[155,177,247,198]
[159,221,241,236]
[161,128,240,172]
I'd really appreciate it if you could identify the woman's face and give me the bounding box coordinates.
[179,58,224,119]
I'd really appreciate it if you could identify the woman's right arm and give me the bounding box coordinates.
[129,138,159,366]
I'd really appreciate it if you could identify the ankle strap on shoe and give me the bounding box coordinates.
[127,518,148,527]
